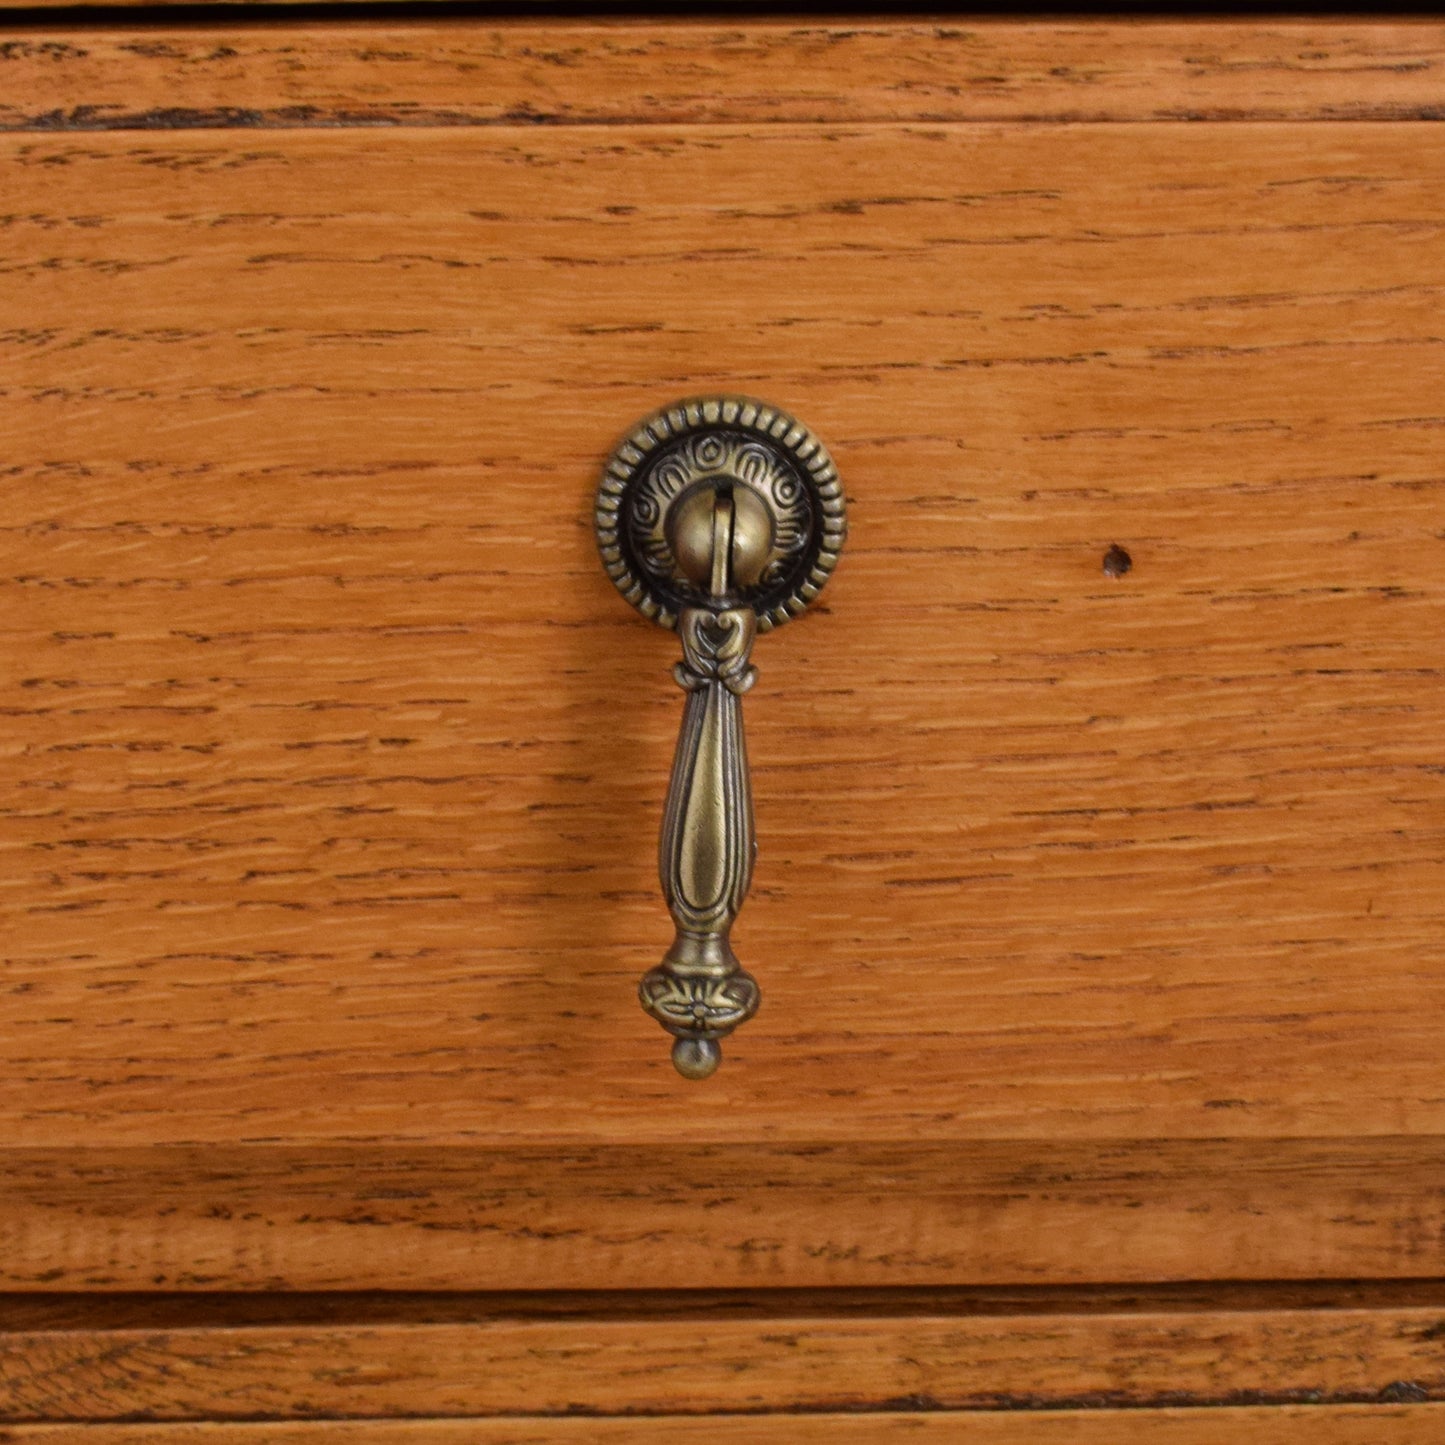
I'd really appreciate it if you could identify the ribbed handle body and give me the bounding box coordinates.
[639,606,761,1077]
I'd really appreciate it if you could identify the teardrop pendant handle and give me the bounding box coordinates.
[595,397,846,1078]
[642,604,759,1080]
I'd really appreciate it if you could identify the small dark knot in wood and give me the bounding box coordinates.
[1102,544,1133,578]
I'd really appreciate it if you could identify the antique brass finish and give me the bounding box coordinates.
[596,397,846,1078]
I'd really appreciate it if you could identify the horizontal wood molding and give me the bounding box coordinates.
[3,1409,1445,1443]
[3,1142,1445,1292]
[4,1283,1445,1421]
[1,21,1444,130]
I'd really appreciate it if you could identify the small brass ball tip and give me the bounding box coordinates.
[672,1036,721,1080]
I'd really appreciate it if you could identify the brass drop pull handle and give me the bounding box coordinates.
[596,398,846,1078]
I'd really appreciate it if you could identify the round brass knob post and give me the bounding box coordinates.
[595,397,846,1078]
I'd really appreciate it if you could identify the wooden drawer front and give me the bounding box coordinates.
[1,19,1444,1295]
[7,118,1444,1145]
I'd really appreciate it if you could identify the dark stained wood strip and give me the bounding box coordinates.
[1,21,1444,130]
[11,1280,1445,1330]
[3,1142,1445,1292]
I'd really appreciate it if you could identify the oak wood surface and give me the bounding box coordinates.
[6,1282,1445,1419]
[4,24,1445,1372]
[4,119,1445,1151]
[3,20,1445,128]
[4,16,1445,1433]
[6,1409,1445,1443]
[4,1142,1445,1292]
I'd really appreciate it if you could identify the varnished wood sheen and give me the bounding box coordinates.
[3,16,1445,1429]
[4,121,1445,1148]
[2,21,1445,128]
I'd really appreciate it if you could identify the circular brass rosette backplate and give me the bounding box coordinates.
[595,396,847,632]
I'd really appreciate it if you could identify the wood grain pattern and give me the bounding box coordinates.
[3,1142,1444,1292]
[4,119,1445,1151]
[1,20,1444,129]
[6,1283,1445,1419]
[5,17,1445,1429]
[5,1410,1445,1444]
